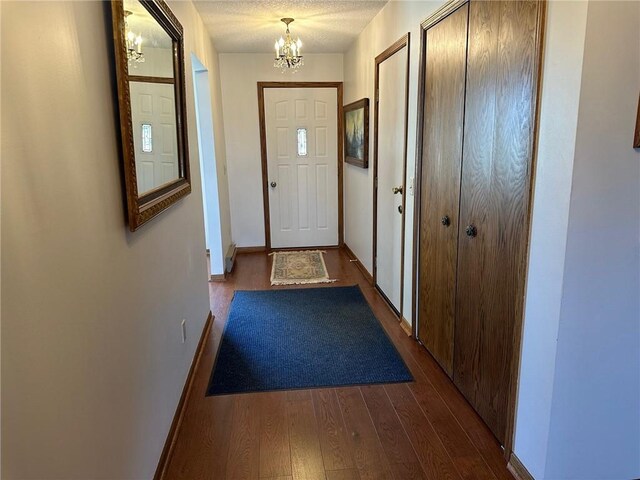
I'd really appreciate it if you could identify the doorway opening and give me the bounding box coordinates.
[192,54,224,279]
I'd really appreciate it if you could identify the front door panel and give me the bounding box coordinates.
[265,88,339,248]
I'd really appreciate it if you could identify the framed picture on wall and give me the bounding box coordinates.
[344,98,369,168]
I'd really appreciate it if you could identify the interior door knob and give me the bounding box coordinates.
[441,215,450,227]
[392,186,403,195]
[465,224,477,237]
[270,181,277,188]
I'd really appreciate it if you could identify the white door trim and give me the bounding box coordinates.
[372,34,411,319]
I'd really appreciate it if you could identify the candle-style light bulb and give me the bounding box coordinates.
[296,38,302,54]
[136,35,142,53]
[279,37,284,46]
[275,41,279,57]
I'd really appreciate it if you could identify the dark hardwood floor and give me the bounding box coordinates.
[164,249,514,480]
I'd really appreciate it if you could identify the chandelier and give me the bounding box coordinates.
[124,10,145,64]
[274,18,303,71]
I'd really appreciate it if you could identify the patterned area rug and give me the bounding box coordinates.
[270,250,336,286]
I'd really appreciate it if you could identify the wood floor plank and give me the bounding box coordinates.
[390,462,431,480]
[226,394,261,480]
[312,389,356,471]
[287,390,326,480]
[361,287,506,478]
[355,288,498,480]
[412,349,513,480]
[162,250,514,480]
[335,387,393,480]
[259,392,292,478]
[325,468,361,480]
[384,383,462,480]
[408,370,496,480]
[399,335,509,479]
[360,385,423,467]
[163,394,234,479]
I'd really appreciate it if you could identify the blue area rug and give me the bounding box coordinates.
[207,285,413,395]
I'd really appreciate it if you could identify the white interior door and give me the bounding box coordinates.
[129,81,179,195]
[376,47,408,314]
[265,88,339,248]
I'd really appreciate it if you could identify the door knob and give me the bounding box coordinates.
[441,215,450,227]
[398,205,403,214]
[465,224,477,237]
[392,186,403,195]
[270,181,277,188]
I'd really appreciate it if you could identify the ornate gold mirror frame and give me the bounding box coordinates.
[111,0,191,231]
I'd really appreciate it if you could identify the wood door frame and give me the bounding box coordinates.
[411,0,547,459]
[372,33,411,320]
[257,81,344,251]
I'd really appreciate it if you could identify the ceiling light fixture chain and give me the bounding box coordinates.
[274,17,303,72]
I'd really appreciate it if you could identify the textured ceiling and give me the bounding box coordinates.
[193,1,388,53]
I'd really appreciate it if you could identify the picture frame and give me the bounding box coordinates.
[344,98,370,168]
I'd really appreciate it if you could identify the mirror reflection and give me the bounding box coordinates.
[125,0,180,195]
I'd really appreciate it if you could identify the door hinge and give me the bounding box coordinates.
[374,177,378,188]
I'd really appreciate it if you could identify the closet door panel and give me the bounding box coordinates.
[454,0,540,444]
[417,3,469,376]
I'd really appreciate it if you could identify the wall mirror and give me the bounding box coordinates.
[111,0,190,231]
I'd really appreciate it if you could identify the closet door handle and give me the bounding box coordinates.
[441,215,450,227]
[465,224,477,238]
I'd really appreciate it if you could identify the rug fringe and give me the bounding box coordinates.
[268,249,327,256]
[271,278,337,286]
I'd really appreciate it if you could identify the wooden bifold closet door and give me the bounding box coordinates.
[417,0,543,445]
[418,2,469,377]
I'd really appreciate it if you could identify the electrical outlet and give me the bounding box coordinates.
[181,319,186,343]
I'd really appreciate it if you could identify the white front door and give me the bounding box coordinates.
[264,88,339,248]
[375,46,408,314]
[129,81,179,195]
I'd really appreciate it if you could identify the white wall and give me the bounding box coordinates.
[205,45,233,262]
[514,2,589,477]
[192,55,228,276]
[1,1,229,477]
[130,46,174,77]
[343,1,446,322]
[515,1,640,478]
[544,1,640,477]
[219,53,343,247]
